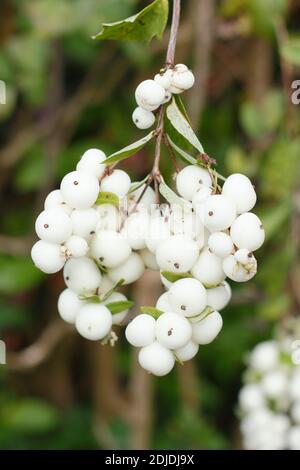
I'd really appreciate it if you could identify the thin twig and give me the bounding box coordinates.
[166,0,181,66]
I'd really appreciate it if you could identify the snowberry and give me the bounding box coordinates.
[121,211,150,250]
[135,79,165,111]
[249,341,279,372]
[31,240,65,274]
[154,69,172,89]
[176,165,212,201]
[167,278,207,317]
[125,314,156,347]
[192,311,223,344]
[156,234,199,273]
[75,304,112,341]
[156,312,192,349]
[96,203,119,232]
[98,275,114,296]
[206,282,231,311]
[156,292,172,312]
[108,252,145,285]
[241,408,272,435]
[65,235,88,258]
[175,340,199,362]
[44,189,72,215]
[287,426,300,450]
[223,253,257,282]
[239,383,266,412]
[76,148,106,178]
[35,209,72,243]
[160,272,173,290]
[58,288,84,324]
[191,248,225,286]
[91,230,131,268]
[132,107,155,129]
[60,170,100,209]
[169,205,203,241]
[230,212,265,251]
[127,184,156,211]
[63,257,102,294]
[101,169,131,198]
[140,248,159,270]
[71,208,99,239]
[145,215,170,253]
[208,232,234,258]
[138,341,175,376]
[103,292,129,325]
[234,248,255,265]
[222,173,257,214]
[289,373,300,401]
[192,186,212,207]
[161,90,172,104]
[169,64,195,93]
[203,195,236,232]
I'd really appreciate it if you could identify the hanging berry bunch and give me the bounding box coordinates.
[31,0,265,376]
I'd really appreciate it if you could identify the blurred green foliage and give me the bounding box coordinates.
[0,0,300,450]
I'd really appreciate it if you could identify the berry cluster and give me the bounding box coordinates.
[132,64,194,129]
[239,339,300,450]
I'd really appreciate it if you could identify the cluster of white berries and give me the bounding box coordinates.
[132,64,195,129]
[31,141,264,376]
[239,339,300,450]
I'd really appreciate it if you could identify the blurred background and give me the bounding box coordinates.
[0,0,300,450]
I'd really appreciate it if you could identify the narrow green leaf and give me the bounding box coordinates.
[166,99,204,154]
[167,135,198,165]
[159,179,187,207]
[78,293,101,303]
[106,300,134,315]
[188,306,214,324]
[100,279,125,302]
[95,191,119,206]
[129,175,150,194]
[105,131,154,165]
[161,271,193,283]
[93,0,169,43]
[141,306,163,318]
[173,95,192,124]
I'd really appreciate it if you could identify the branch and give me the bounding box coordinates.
[166,0,181,66]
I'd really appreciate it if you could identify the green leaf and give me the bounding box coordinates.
[105,131,154,165]
[173,94,192,124]
[100,279,125,302]
[106,300,134,314]
[93,0,169,43]
[188,306,214,324]
[281,36,300,66]
[0,256,44,294]
[79,279,125,303]
[159,179,187,207]
[140,306,163,318]
[95,191,119,206]
[166,99,204,153]
[167,135,198,165]
[78,293,101,303]
[161,271,193,283]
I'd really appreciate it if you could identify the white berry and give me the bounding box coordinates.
[156,311,192,349]
[60,170,99,209]
[103,292,129,325]
[63,257,102,294]
[138,341,175,376]
[203,195,237,232]
[44,189,72,215]
[35,209,72,243]
[101,169,131,198]
[76,148,106,178]
[175,340,199,362]
[176,166,212,201]
[206,282,231,311]
[91,230,131,268]
[156,292,172,312]
[192,311,223,344]
[75,304,112,340]
[222,173,257,214]
[230,212,265,251]
[65,235,88,258]
[135,79,165,111]
[108,253,145,285]
[132,107,155,129]
[140,248,159,270]
[31,240,65,274]
[191,248,225,286]
[58,288,84,324]
[208,232,234,258]
[125,314,156,347]
[168,278,207,317]
[156,234,199,273]
[71,208,99,239]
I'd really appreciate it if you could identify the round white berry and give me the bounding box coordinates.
[35,209,72,243]
[156,292,172,312]
[121,211,150,250]
[234,248,255,265]
[145,215,170,253]
[170,65,195,93]
[230,212,265,251]
[101,169,131,198]
[261,370,288,399]
[192,311,223,344]
[60,170,100,209]
[138,341,175,376]
[192,186,212,207]
[176,166,212,201]
[169,205,203,240]
[191,248,225,286]
[206,282,231,311]
[103,292,129,325]
[98,275,114,296]
[132,107,155,129]
[65,235,88,258]
[96,204,120,232]
[160,272,173,290]
[71,208,99,239]
[125,314,156,347]
[108,253,145,285]
[156,311,192,349]
[154,69,172,89]
[75,304,112,341]
[140,248,159,270]
[249,341,279,372]
[63,257,102,294]
[31,240,65,274]
[175,340,199,362]
[203,195,237,232]
[44,189,72,215]
[223,253,257,282]
[161,90,172,104]
[156,234,199,273]
[58,288,84,324]
[239,384,265,412]
[287,426,300,450]
[168,278,207,317]
[208,232,234,258]
[135,79,165,111]
[91,230,131,268]
[76,148,106,178]
[222,173,257,214]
